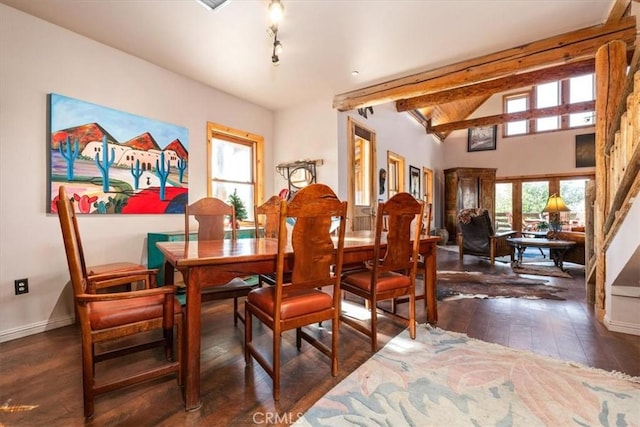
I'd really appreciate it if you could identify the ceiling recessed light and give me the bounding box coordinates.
[351,71,359,76]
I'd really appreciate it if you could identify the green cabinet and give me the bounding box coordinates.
[148,228,256,285]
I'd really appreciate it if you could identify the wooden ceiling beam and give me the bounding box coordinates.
[428,100,595,134]
[396,59,595,111]
[333,16,636,112]
[606,0,631,24]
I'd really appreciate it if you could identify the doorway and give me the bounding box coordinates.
[347,117,377,231]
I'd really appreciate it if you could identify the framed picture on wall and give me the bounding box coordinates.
[575,133,596,167]
[409,165,420,199]
[468,125,497,152]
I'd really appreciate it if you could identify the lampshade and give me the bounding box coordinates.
[542,194,570,213]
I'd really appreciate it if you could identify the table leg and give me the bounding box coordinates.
[511,245,525,267]
[184,268,203,411]
[425,243,437,324]
[551,248,568,271]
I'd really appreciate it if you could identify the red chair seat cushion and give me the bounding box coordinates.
[248,286,332,320]
[89,295,181,330]
[342,270,410,292]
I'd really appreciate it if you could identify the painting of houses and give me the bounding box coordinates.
[49,93,188,214]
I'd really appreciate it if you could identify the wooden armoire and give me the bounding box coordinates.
[444,167,496,242]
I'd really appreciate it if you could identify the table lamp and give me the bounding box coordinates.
[542,194,570,235]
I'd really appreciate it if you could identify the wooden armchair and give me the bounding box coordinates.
[457,208,516,264]
[56,186,182,418]
[341,192,424,351]
[185,197,259,325]
[244,184,347,400]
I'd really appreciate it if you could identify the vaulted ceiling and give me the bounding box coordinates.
[333,0,637,139]
[1,0,636,137]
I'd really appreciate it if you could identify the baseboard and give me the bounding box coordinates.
[604,315,640,336]
[0,315,75,343]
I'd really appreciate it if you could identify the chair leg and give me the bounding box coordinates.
[273,329,281,401]
[176,312,183,387]
[370,298,378,352]
[233,297,239,325]
[83,341,95,418]
[244,305,252,364]
[409,294,416,340]
[296,327,302,350]
[331,315,339,376]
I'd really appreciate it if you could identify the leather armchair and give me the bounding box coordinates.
[457,208,517,264]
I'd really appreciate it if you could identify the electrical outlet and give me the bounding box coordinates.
[14,278,29,295]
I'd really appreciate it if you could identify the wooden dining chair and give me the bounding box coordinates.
[244,183,347,400]
[56,186,182,418]
[185,197,259,325]
[254,195,283,287]
[340,192,424,352]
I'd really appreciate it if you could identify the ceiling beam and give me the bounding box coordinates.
[333,16,636,112]
[427,100,595,134]
[396,59,595,111]
[606,0,631,24]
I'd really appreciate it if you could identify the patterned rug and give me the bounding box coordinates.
[294,326,640,426]
[435,271,566,300]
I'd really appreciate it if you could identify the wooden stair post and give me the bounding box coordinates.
[594,40,627,321]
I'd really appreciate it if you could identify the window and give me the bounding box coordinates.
[387,151,405,198]
[207,122,264,222]
[353,133,372,206]
[504,93,529,136]
[569,74,595,127]
[503,73,595,136]
[535,81,559,132]
[560,179,587,228]
[497,173,592,235]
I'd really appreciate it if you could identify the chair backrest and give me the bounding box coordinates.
[458,208,494,237]
[185,197,236,242]
[254,195,282,239]
[374,192,424,274]
[275,184,347,294]
[56,186,89,299]
[457,208,494,252]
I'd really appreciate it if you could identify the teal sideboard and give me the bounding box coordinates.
[148,228,256,285]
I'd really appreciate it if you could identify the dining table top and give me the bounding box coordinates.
[156,230,440,268]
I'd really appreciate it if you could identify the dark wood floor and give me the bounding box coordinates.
[1,247,639,426]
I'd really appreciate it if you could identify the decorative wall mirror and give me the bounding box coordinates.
[276,159,322,196]
[289,165,313,189]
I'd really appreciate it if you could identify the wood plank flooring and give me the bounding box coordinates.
[1,247,638,426]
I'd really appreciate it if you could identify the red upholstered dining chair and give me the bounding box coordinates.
[340,192,424,351]
[56,186,182,418]
[244,184,347,400]
[185,197,259,325]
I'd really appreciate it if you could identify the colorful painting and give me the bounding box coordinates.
[48,93,188,214]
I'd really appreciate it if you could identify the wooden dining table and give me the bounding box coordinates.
[156,230,439,411]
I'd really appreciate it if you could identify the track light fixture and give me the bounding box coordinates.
[272,31,282,65]
[267,0,284,65]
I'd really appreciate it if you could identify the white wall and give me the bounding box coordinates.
[337,103,445,225]
[0,5,274,342]
[273,98,339,193]
[443,92,596,177]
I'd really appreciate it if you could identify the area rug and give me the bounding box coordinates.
[511,264,572,278]
[294,326,640,426]
[435,270,566,300]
